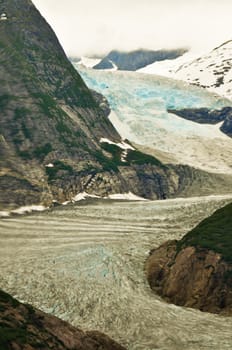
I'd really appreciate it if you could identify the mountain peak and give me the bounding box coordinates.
[174,39,232,100]
[213,39,232,51]
[93,48,188,71]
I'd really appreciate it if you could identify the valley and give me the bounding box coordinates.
[1,196,232,349]
[1,1,232,349]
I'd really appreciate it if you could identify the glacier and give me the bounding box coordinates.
[138,41,232,101]
[77,66,232,174]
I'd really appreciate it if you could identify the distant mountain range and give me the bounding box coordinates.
[92,48,188,71]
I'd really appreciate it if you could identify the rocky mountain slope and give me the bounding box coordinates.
[1,0,228,211]
[93,49,187,71]
[174,40,232,100]
[0,0,121,209]
[145,202,232,314]
[0,289,126,350]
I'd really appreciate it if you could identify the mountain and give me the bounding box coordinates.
[174,40,232,100]
[146,202,232,314]
[138,51,199,76]
[0,289,126,350]
[93,48,188,71]
[139,41,232,139]
[0,0,181,210]
[0,0,124,209]
[1,0,227,212]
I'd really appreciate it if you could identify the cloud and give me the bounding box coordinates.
[33,0,232,56]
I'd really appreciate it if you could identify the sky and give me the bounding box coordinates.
[33,0,232,57]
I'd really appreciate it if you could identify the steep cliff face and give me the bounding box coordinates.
[0,289,126,350]
[145,203,232,314]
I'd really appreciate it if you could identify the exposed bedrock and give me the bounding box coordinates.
[145,203,232,314]
[0,289,126,350]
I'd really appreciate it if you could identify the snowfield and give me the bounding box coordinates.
[175,41,232,100]
[138,51,200,77]
[138,41,232,101]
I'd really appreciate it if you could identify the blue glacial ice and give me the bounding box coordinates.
[78,67,231,137]
[76,67,232,173]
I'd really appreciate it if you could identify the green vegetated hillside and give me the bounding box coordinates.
[178,202,232,263]
[0,0,232,210]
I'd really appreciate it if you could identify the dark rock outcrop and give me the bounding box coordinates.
[93,49,188,71]
[145,203,232,314]
[168,107,232,137]
[0,289,126,350]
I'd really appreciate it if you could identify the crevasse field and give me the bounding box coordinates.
[1,196,232,350]
[78,67,232,174]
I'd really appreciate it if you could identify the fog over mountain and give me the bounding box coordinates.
[33,0,232,57]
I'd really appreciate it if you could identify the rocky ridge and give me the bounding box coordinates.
[93,48,188,71]
[145,202,232,314]
[0,289,126,350]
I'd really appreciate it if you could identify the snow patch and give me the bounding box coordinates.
[62,191,148,205]
[138,51,199,78]
[11,205,46,215]
[62,201,71,206]
[108,60,118,71]
[72,192,100,202]
[76,57,101,68]
[0,211,10,218]
[100,137,135,162]
[0,13,7,21]
[107,192,147,201]
[100,138,135,150]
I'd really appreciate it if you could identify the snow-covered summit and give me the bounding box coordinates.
[174,40,232,100]
[138,51,199,78]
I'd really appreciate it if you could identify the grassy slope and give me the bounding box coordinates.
[178,202,232,262]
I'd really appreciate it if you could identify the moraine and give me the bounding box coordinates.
[1,195,232,349]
